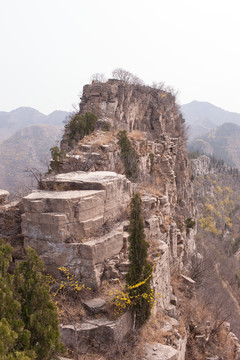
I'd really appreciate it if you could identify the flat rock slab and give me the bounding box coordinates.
[42,171,130,191]
[60,312,133,353]
[24,189,102,200]
[82,298,106,314]
[0,190,10,204]
[143,343,178,360]
[0,190,10,196]
[40,171,132,222]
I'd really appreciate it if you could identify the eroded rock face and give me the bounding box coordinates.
[59,80,196,266]
[151,241,171,310]
[21,171,132,288]
[191,155,211,177]
[20,80,197,358]
[61,80,184,150]
[60,311,133,353]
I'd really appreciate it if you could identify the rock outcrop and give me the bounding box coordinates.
[191,155,211,177]
[21,171,131,288]
[20,79,197,358]
[0,190,10,204]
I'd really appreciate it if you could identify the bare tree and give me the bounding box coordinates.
[90,72,106,83]
[112,68,144,85]
[151,81,165,90]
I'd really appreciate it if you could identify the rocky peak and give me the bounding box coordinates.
[61,79,185,152]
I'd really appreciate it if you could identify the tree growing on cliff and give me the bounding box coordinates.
[112,68,144,85]
[14,247,64,359]
[68,111,97,145]
[49,145,66,173]
[0,240,33,359]
[126,193,153,327]
[90,72,106,83]
[0,239,64,360]
[117,130,139,181]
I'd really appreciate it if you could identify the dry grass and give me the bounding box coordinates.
[128,130,144,140]
[54,288,87,325]
[73,131,115,150]
[91,131,114,146]
[133,309,186,359]
[137,184,164,197]
[170,271,237,360]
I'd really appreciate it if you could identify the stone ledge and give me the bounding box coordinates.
[80,230,123,264]
[60,311,133,353]
[0,190,10,204]
[143,343,178,360]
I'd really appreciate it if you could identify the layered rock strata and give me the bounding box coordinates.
[22,171,132,288]
[61,79,183,151]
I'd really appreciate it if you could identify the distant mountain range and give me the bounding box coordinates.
[181,100,240,140]
[0,124,63,196]
[0,107,70,196]
[0,107,69,142]
[182,101,240,168]
[188,122,240,168]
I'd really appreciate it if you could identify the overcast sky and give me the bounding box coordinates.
[1,0,240,114]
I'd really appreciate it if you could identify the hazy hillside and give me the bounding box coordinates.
[181,100,240,140]
[188,122,240,168]
[0,107,69,142]
[0,124,63,196]
[192,161,240,338]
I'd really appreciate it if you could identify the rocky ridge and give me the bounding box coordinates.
[19,79,197,358]
[3,79,236,359]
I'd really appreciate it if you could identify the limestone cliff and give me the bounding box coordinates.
[2,81,240,359]
[64,79,195,247]
[18,79,198,358]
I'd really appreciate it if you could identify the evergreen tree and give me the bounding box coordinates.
[0,239,64,359]
[0,240,33,360]
[14,247,64,360]
[126,193,153,327]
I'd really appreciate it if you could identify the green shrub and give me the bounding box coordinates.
[185,217,196,234]
[117,130,139,181]
[49,146,66,173]
[68,112,97,142]
[177,198,184,207]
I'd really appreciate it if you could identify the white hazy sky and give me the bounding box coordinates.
[1,0,240,114]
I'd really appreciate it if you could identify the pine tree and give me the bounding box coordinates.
[126,193,153,327]
[0,239,33,360]
[14,247,64,360]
